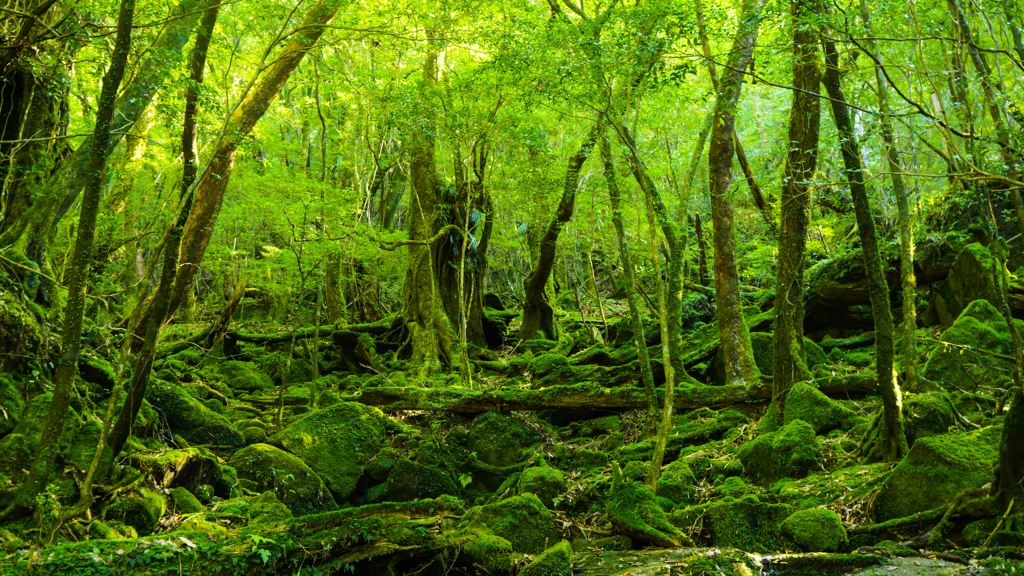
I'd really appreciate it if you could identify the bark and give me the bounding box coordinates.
[859,0,918,392]
[770,0,821,422]
[600,134,658,436]
[707,0,764,387]
[1,0,136,517]
[182,0,221,196]
[695,213,709,287]
[324,251,346,324]
[131,0,349,350]
[518,121,602,341]
[821,34,908,462]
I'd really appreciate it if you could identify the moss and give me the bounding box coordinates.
[269,401,386,501]
[606,479,691,547]
[467,411,542,469]
[657,459,697,507]
[739,419,821,485]
[102,488,167,536]
[717,476,750,499]
[621,460,647,482]
[215,360,274,393]
[844,351,872,368]
[781,508,847,551]
[744,333,827,377]
[169,487,204,514]
[705,495,794,552]
[923,300,1022,391]
[570,535,632,552]
[904,392,956,443]
[774,463,889,510]
[148,381,244,453]
[782,382,859,434]
[0,373,25,437]
[241,426,268,445]
[129,446,223,493]
[521,540,572,576]
[378,458,459,502]
[963,518,1000,547]
[216,463,239,498]
[458,493,559,553]
[448,525,514,573]
[946,243,1003,317]
[519,463,565,507]
[874,426,1001,521]
[228,443,337,516]
[529,353,570,376]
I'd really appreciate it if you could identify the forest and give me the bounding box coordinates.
[0,0,1023,573]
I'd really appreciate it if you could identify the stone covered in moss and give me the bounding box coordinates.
[147,381,244,452]
[241,426,268,445]
[607,479,691,547]
[228,443,337,516]
[377,458,459,502]
[129,446,223,493]
[0,392,80,482]
[657,459,697,507]
[741,332,827,378]
[215,360,274,393]
[904,393,956,443]
[519,463,565,507]
[216,491,293,524]
[458,493,559,553]
[923,300,1021,391]
[705,495,793,552]
[717,476,751,499]
[468,411,541,468]
[102,488,167,536]
[781,508,847,551]
[169,486,204,514]
[782,382,859,434]
[0,374,25,437]
[521,540,572,576]
[873,426,1001,521]
[946,243,1003,318]
[739,419,821,485]
[269,401,386,501]
[448,525,514,573]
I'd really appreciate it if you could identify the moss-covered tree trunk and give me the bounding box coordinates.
[859,0,918,391]
[769,0,821,422]
[707,0,763,387]
[600,134,658,436]
[1,0,136,518]
[821,34,908,463]
[518,121,601,341]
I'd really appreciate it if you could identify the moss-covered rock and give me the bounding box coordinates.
[607,479,691,547]
[717,476,751,499]
[269,401,386,501]
[376,458,459,502]
[783,382,859,434]
[923,300,1021,391]
[468,411,541,469]
[216,360,274,393]
[781,508,847,551]
[705,495,793,552]
[128,447,223,493]
[519,463,565,507]
[148,381,244,453]
[102,488,167,536]
[521,540,572,576]
[739,419,821,485]
[228,443,337,516]
[241,426,268,445]
[904,393,957,443]
[946,243,1003,318]
[215,491,293,524]
[0,392,80,482]
[458,493,559,553]
[740,332,827,378]
[447,525,514,573]
[0,374,25,437]
[657,459,697,507]
[873,426,1001,521]
[169,486,204,514]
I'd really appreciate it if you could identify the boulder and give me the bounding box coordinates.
[873,426,1000,522]
[903,393,957,444]
[520,541,572,576]
[468,411,542,468]
[458,493,559,554]
[607,479,691,547]
[657,459,697,507]
[269,401,386,501]
[102,488,167,536]
[169,486,204,514]
[228,443,337,516]
[215,360,274,393]
[923,300,1021,391]
[374,458,459,502]
[519,464,565,508]
[781,508,847,552]
[705,495,793,552]
[739,419,822,485]
[946,243,1002,319]
[148,381,244,452]
[0,392,80,482]
[783,382,859,434]
[128,447,223,493]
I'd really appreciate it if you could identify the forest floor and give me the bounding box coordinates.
[2,242,1024,575]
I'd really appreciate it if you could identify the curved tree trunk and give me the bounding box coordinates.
[821,33,908,463]
[769,0,821,423]
[707,0,764,387]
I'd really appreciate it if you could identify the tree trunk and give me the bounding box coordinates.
[859,0,918,392]
[821,34,908,463]
[707,0,763,387]
[600,134,658,437]
[131,0,349,350]
[1,0,136,517]
[518,121,602,341]
[769,0,821,424]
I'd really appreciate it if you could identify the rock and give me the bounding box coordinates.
[79,352,117,393]
[739,419,822,485]
[228,443,337,516]
[705,495,794,552]
[128,447,223,493]
[781,508,847,552]
[717,476,751,499]
[458,493,559,553]
[269,401,386,501]
[520,541,572,576]
[241,426,267,445]
[873,426,1001,521]
[216,491,293,524]
[169,486,204,514]
[570,535,631,552]
[946,243,1003,318]
[607,479,692,547]
[0,374,24,437]
[468,411,543,468]
[783,382,859,434]
[709,333,825,384]
[0,392,79,482]
[148,381,244,453]
[102,488,167,536]
[377,458,459,502]
[903,393,956,444]
[448,525,514,573]
[519,464,565,508]
[216,360,274,393]
[657,459,697,507]
[923,300,1021,391]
